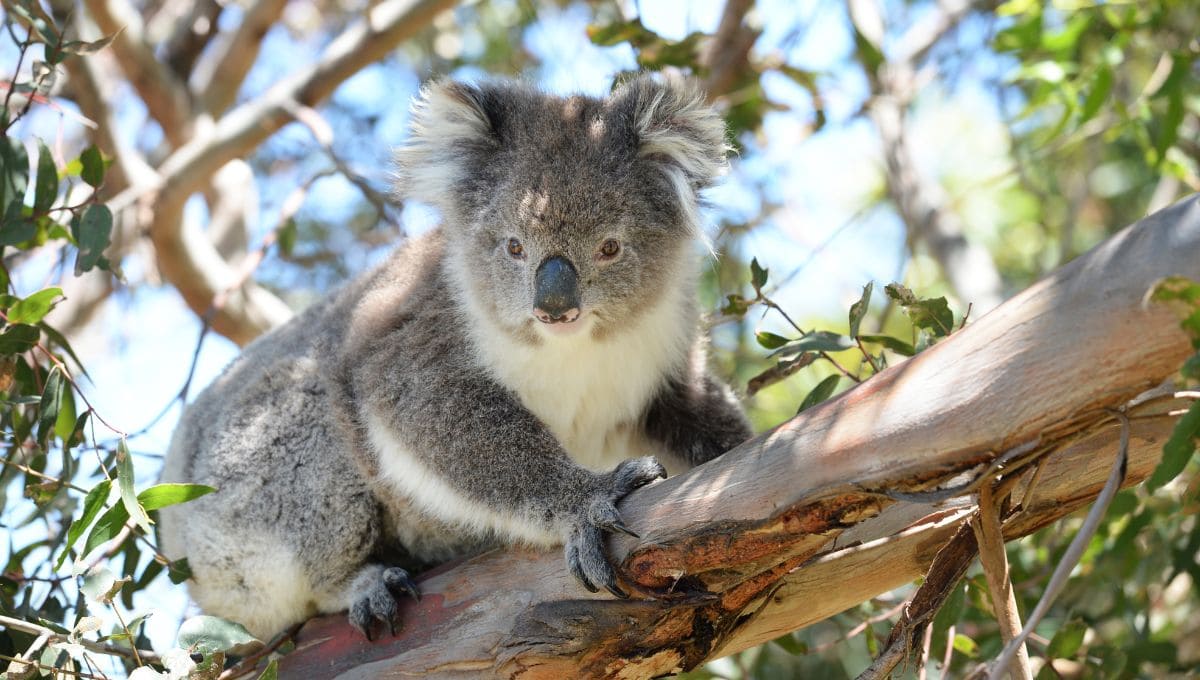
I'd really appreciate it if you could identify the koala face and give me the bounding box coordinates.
[397,74,727,342]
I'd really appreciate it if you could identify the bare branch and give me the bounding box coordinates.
[972,483,1031,680]
[194,0,289,116]
[701,0,759,100]
[81,0,195,143]
[106,0,454,345]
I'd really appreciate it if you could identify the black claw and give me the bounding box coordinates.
[567,543,599,593]
[389,618,398,637]
[384,568,421,603]
[364,626,375,642]
[604,581,629,599]
[604,520,640,539]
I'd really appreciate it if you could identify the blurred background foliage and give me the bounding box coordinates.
[0,0,1197,677]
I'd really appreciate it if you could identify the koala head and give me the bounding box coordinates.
[395,73,727,343]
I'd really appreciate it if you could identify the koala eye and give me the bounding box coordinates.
[507,238,525,259]
[598,239,621,260]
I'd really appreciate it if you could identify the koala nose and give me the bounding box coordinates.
[533,256,581,323]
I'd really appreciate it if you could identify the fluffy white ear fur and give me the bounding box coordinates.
[394,80,494,211]
[617,72,730,187]
[614,73,729,244]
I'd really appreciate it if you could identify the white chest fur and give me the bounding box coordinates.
[458,272,693,471]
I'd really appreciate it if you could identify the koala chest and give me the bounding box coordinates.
[481,322,687,472]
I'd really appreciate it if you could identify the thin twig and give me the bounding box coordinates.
[972,483,1031,680]
[0,614,160,665]
[984,410,1130,680]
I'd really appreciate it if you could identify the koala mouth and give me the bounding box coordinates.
[534,309,589,337]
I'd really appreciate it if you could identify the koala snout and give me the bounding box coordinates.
[533,256,581,323]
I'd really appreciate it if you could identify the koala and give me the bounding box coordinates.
[158,73,753,641]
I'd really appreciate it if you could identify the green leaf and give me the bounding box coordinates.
[1181,352,1200,383]
[0,137,29,213]
[857,333,916,356]
[771,633,807,655]
[32,141,58,214]
[721,294,750,317]
[1080,63,1113,124]
[952,633,980,657]
[55,479,112,569]
[1146,400,1200,491]
[775,331,854,357]
[178,615,263,655]
[116,439,152,533]
[1152,53,1188,163]
[848,282,873,338]
[73,204,113,275]
[9,287,63,325]
[750,258,768,291]
[1147,276,1200,348]
[0,324,40,354]
[587,18,655,47]
[83,502,129,557]
[136,483,216,511]
[1047,619,1088,658]
[257,659,279,680]
[167,557,192,584]
[277,218,297,257]
[79,146,105,189]
[0,200,36,246]
[755,331,791,350]
[80,566,128,604]
[798,375,840,414]
[36,365,66,448]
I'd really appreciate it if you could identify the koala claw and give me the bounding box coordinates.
[350,566,421,641]
[564,456,667,598]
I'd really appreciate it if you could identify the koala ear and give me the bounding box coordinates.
[611,72,729,188]
[394,79,501,211]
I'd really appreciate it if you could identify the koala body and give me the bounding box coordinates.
[158,75,752,640]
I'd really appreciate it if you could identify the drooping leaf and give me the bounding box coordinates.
[83,502,129,558]
[9,287,63,325]
[167,558,192,584]
[857,333,917,356]
[116,439,152,533]
[848,282,873,338]
[750,258,768,292]
[774,331,854,358]
[257,660,279,680]
[755,331,791,350]
[80,566,128,604]
[33,141,57,214]
[73,204,113,275]
[797,375,840,414]
[177,615,263,656]
[36,365,65,448]
[54,479,112,570]
[1047,619,1088,658]
[79,145,105,189]
[136,483,216,511]
[0,324,40,354]
[0,137,29,212]
[1146,400,1200,491]
[771,633,807,655]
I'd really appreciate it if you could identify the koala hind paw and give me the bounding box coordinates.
[349,566,420,641]
[565,456,667,599]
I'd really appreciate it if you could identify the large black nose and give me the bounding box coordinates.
[533,256,580,323]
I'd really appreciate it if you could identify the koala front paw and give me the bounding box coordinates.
[565,456,667,598]
[349,566,420,641]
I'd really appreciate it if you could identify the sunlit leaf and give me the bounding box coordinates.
[55,479,112,570]
[9,287,63,325]
[117,439,152,533]
[178,615,262,656]
[849,282,873,338]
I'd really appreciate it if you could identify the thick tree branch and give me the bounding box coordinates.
[276,196,1200,678]
[105,0,454,346]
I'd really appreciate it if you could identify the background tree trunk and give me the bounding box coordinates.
[277,196,1200,678]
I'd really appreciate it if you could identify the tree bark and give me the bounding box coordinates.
[278,195,1200,679]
